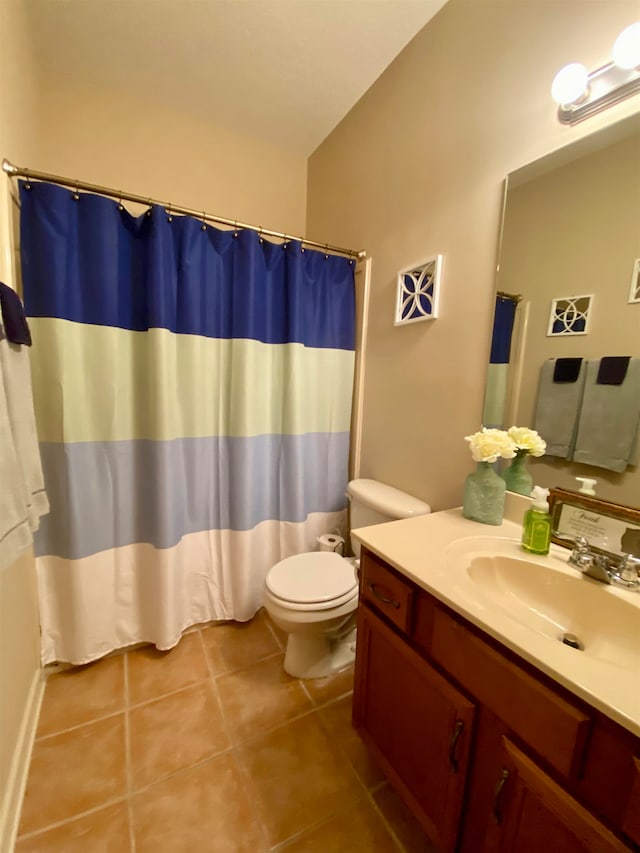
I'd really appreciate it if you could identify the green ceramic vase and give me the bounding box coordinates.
[462,461,506,525]
[502,451,533,497]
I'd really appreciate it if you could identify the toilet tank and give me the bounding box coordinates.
[347,479,431,555]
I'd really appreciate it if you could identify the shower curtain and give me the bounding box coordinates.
[482,294,518,429]
[19,181,356,665]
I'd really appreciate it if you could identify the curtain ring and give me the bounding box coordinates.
[201,211,206,231]
[282,234,288,249]
[324,243,329,260]
[118,191,124,212]
[233,220,238,238]
[73,178,80,201]
[146,198,152,217]
[166,202,173,223]
[24,168,31,190]
[258,225,264,244]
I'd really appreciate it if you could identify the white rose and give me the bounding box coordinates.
[465,428,517,463]
[507,427,547,457]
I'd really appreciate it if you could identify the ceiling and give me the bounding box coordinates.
[25,0,448,157]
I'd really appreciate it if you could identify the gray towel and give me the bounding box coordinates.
[573,358,640,472]
[533,359,586,458]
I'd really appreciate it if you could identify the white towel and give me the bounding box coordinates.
[573,358,640,473]
[0,334,49,571]
[533,359,586,459]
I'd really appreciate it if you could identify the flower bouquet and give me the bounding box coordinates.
[501,427,547,496]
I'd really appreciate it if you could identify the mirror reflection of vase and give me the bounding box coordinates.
[502,452,533,497]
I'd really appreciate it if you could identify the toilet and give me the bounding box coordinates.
[263,478,431,679]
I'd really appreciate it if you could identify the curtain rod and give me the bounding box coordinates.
[2,159,366,261]
[496,290,522,303]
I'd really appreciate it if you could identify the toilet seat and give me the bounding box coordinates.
[266,552,358,611]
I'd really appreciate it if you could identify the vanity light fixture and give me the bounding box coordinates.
[551,22,640,124]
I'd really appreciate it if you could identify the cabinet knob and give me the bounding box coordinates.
[492,769,510,824]
[367,582,400,609]
[448,720,464,773]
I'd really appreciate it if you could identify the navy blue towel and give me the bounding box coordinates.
[553,357,583,383]
[0,282,32,346]
[597,356,630,386]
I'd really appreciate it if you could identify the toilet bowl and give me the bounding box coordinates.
[263,478,431,680]
[264,551,359,679]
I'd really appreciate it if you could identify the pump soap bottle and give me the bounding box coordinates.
[521,486,552,555]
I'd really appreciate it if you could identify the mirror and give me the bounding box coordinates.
[490,113,640,508]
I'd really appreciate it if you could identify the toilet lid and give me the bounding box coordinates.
[266,552,358,605]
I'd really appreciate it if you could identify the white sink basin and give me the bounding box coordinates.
[466,552,639,671]
[444,537,640,673]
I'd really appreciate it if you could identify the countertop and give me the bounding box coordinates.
[353,497,640,737]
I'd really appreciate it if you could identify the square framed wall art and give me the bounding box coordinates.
[547,294,594,336]
[628,258,640,304]
[394,254,443,326]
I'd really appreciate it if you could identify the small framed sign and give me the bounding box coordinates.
[549,487,640,559]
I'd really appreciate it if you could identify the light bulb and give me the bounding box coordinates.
[612,22,640,70]
[551,63,589,105]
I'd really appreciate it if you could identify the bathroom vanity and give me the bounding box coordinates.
[352,504,640,852]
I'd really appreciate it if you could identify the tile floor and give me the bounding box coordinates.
[15,610,432,852]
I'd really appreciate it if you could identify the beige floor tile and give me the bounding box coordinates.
[316,695,385,789]
[277,797,401,852]
[200,610,280,674]
[303,664,354,706]
[236,713,361,847]
[15,801,130,853]
[127,632,209,706]
[129,682,229,790]
[216,654,312,745]
[36,656,125,737]
[374,784,435,853]
[131,752,266,853]
[19,715,127,836]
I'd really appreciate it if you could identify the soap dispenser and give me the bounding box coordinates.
[576,477,597,496]
[521,486,552,555]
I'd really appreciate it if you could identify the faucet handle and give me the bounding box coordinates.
[568,536,592,568]
[616,553,640,587]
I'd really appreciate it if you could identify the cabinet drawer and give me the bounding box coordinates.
[431,608,591,779]
[361,550,414,634]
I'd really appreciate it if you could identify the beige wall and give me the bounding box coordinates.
[0,0,42,841]
[501,132,640,506]
[32,83,307,236]
[307,0,640,512]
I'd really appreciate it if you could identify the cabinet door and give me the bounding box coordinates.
[353,605,475,853]
[483,738,631,853]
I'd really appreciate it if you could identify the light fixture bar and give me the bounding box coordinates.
[557,61,640,125]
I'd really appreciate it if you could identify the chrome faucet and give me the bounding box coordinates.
[568,536,640,591]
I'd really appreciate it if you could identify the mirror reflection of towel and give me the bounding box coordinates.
[533,359,587,459]
[573,358,640,472]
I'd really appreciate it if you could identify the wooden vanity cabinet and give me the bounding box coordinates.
[481,739,631,853]
[354,604,474,851]
[353,547,640,853]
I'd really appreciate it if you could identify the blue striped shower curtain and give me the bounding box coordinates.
[483,295,518,428]
[20,181,356,664]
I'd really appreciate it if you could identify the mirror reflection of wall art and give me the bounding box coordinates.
[394,254,443,326]
[629,258,640,304]
[547,294,593,336]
